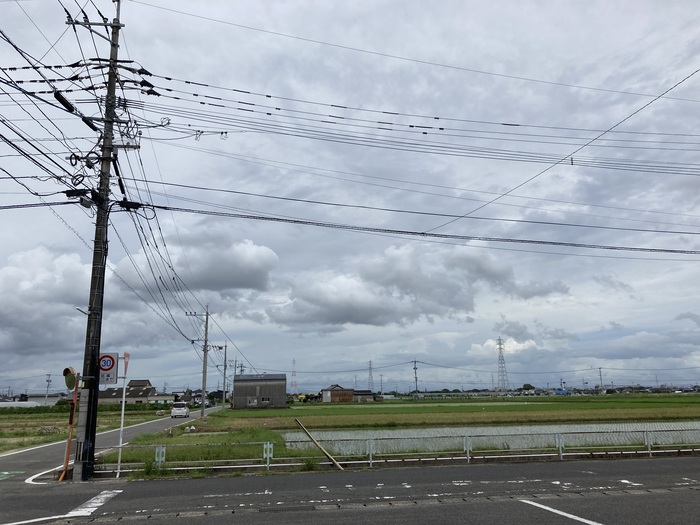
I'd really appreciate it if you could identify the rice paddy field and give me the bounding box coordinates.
[106,394,700,471]
[0,404,167,454]
[198,394,700,432]
[1,394,698,456]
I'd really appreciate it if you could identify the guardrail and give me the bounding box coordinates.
[93,428,700,477]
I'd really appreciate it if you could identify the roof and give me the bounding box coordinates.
[234,374,286,382]
[100,385,156,399]
[127,379,153,388]
[322,384,352,392]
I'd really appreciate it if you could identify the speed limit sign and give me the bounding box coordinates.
[99,353,119,384]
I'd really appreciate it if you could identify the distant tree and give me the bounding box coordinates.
[523,383,535,390]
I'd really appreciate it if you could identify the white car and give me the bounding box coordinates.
[170,402,190,418]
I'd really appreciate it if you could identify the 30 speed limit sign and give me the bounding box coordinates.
[99,353,119,384]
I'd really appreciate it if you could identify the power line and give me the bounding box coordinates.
[426,66,700,232]
[149,203,700,256]
[128,0,700,104]
[122,178,700,237]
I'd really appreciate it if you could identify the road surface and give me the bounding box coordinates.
[0,413,698,524]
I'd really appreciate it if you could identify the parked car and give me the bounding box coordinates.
[170,401,190,418]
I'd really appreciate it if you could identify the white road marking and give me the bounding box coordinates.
[677,477,699,486]
[0,516,65,525]
[521,500,604,525]
[619,479,642,486]
[0,491,123,525]
[65,490,123,517]
[24,466,63,486]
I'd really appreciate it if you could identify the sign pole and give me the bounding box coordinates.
[116,352,130,478]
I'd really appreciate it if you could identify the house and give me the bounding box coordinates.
[99,379,175,405]
[232,374,287,409]
[353,389,379,402]
[321,384,353,403]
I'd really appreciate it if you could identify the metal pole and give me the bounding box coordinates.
[221,343,227,411]
[74,3,123,481]
[201,306,209,417]
[116,356,128,478]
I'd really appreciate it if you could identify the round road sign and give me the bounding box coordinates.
[99,355,115,372]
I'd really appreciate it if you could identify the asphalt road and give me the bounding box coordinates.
[1,413,698,524]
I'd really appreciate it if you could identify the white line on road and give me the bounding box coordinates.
[0,490,123,525]
[24,465,63,485]
[0,516,65,525]
[520,499,604,525]
[65,490,123,517]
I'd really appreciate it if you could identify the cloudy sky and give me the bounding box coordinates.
[2,0,700,397]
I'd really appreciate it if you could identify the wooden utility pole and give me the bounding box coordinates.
[73,1,123,481]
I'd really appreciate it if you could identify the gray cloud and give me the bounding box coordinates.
[493,318,535,342]
[2,1,700,393]
[674,312,700,327]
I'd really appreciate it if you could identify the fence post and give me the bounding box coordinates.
[555,433,563,460]
[367,439,374,468]
[263,442,273,471]
[464,436,472,464]
[645,431,653,457]
[155,445,166,466]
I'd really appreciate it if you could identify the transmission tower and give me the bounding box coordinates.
[496,337,510,391]
[291,358,298,393]
[368,360,374,392]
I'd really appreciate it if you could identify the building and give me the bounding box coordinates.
[321,384,354,403]
[353,389,380,402]
[232,374,287,409]
[99,379,175,405]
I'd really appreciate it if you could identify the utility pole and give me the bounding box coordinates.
[222,343,227,410]
[232,358,237,406]
[187,306,210,417]
[73,2,123,481]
